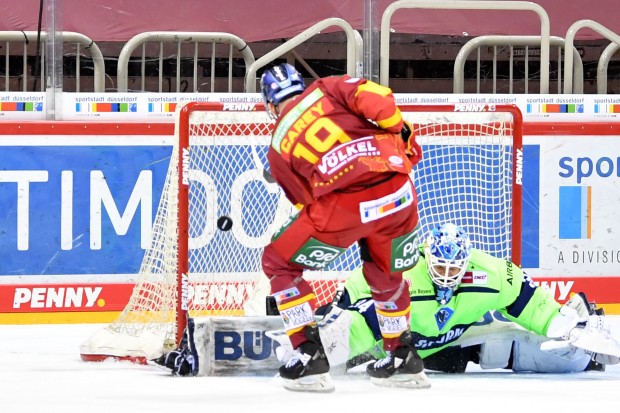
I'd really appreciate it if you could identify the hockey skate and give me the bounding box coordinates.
[366,332,431,389]
[279,325,335,393]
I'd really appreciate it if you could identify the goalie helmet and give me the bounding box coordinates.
[260,63,305,107]
[424,223,472,289]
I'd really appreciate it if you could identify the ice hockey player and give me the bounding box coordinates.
[272,222,620,376]
[257,63,426,392]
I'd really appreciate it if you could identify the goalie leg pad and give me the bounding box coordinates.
[479,339,513,369]
[267,306,354,369]
[315,306,353,367]
[513,338,591,373]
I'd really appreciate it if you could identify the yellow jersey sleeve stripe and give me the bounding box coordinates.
[355,81,393,97]
[376,108,402,130]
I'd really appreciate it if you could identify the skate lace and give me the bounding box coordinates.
[374,352,396,369]
[285,350,312,368]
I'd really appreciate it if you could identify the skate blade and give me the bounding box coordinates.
[370,372,431,389]
[281,373,335,393]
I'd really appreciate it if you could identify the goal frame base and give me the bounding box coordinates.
[80,354,148,365]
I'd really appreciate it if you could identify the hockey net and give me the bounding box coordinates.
[80,102,522,363]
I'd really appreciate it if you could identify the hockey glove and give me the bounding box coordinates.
[546,293,590,340]
[401,120,413,142]
[401,120,422,166]
[159,346,199,376]
[544,293,620,363]
[153,317,199,376]
[568,315,620,364]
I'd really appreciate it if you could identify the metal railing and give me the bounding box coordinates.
[598,42,620,94]
[563,20,620,94]
[380,0,551,93]
[244,18,363,92]
[116,32,255,93]
[453,35,583,94]
[1,14,618,96]
[0,31,105,92]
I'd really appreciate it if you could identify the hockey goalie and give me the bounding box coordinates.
[156,223,620,379]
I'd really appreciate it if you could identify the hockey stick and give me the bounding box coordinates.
[250,141,276,183]
[263,168,276,184]
[251,145,304,211]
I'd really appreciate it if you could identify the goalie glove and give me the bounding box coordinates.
[569,315,620,364]
[543,293,620,364]
[153,317,200,376]
[401,120,422,166]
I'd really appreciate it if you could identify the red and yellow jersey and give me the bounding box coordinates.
[267,75,412,205]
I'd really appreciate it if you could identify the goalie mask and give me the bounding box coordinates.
[424,223,472,290]
[260,63,305,118]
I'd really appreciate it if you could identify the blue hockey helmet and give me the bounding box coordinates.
[260,63,305,107]
[424,223,472,288]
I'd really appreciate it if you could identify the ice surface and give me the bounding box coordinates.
[2,318,620,413]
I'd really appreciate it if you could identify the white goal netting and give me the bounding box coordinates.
[80,102,522,362]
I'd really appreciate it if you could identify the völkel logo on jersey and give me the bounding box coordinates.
[317,137,380,176]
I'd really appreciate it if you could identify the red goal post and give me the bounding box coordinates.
[80,102,522,364]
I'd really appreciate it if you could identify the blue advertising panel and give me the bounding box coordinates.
[0,140,525,278]
[0,145,170,277]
